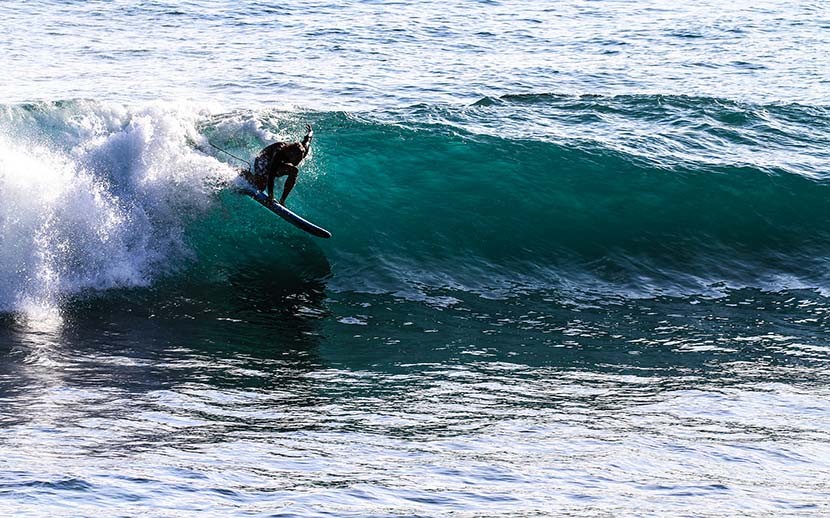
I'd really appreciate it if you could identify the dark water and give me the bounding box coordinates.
[2,281,830,516]
[2,1,830,516]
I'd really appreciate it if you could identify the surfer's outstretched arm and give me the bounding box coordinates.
[301,124,313,159]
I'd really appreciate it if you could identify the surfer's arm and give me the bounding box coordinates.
[301,124,313,157]
[266,162,299,201]
[267,163,299,205]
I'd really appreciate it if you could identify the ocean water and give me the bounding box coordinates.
[1,1,830,516]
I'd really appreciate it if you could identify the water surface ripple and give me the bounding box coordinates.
[1,1,830,516]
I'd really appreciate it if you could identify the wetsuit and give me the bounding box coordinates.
[251,126,313,205]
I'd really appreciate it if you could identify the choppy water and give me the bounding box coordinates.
[1,1,830,516]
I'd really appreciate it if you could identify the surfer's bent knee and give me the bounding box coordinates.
[276,164,299,178]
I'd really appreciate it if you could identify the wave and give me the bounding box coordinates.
[298,107,830,297]
[1,97,829,314]
[0,101,236,313]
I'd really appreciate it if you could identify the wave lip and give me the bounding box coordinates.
[414,93,830,181]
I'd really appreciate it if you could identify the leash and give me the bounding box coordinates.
[208,141,253,172]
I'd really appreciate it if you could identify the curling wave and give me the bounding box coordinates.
[2,96,829,314]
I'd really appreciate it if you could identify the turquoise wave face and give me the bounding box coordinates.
[1,96,829,313]
[199,96,830,298]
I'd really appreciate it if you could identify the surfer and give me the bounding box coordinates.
[252,124,314,206]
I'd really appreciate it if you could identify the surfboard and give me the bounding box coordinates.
[237,170,332,239]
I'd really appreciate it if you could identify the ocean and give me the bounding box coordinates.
[1,1,829,516]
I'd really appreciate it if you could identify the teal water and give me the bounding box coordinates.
[2,1,830,517]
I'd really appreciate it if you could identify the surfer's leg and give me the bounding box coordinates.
[278,165,299,206]
[267,171,276,202]
[253,156,268,191]
[265,161,285,203]
[280,172,297,206]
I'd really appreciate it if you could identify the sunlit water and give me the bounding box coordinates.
[2,0,828,108]
[1,1,830,517]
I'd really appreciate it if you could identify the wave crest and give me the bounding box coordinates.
[2,97,829,314]
[0,101,234,313]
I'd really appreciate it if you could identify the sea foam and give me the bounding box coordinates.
[0,102,234,315]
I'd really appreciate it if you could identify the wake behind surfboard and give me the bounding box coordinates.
[237,169,332,239]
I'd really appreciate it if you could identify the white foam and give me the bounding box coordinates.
[0,101,237,316]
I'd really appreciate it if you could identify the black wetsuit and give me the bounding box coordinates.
[251,127,313,204]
